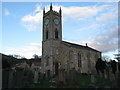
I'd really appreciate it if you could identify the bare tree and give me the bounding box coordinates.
[114,54,120,61]
[33,54,39,59]
[102,55,111,62]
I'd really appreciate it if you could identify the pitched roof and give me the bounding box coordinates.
[62,41,101,52]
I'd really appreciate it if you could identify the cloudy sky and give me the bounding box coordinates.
[1,1,118,59]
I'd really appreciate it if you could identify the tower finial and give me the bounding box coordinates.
[43,7,45,15]
[59,7,62,15]
[50,3,52,10]
[86,43,88,47]
[60,7,61,10]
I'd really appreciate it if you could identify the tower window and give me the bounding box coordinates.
[55,29,58,39]
[46,57,49,66]
[46,30,48,40]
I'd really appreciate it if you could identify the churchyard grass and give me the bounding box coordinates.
[35,74,110,88]
[35,78,51,88]
[75,74,110,88]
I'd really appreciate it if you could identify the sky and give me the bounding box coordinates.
[1,1,118,59]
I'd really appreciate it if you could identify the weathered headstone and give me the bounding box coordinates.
[117,72,120,87]
[91,74,95,83]
[99,71,103,78]
[8,69,15,88]
[104,70,107,79]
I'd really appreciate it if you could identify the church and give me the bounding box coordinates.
[41,4,101,78]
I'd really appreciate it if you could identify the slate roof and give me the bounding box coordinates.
[62,41,101,52]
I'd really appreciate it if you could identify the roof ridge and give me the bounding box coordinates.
[62,41,101,52]
[62,41,85,47]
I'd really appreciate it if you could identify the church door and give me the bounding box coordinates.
[55,62,59,75]
[47,70,50,78]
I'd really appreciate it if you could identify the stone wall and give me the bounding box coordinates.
[57,43,101,74]
[41,40,101,78]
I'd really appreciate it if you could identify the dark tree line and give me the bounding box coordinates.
[95,58,106,74]
[95,58,119,75]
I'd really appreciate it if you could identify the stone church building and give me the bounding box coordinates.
[41,4,101,78]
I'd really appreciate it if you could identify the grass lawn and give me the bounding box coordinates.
[75,74,110,88]
[94,75,110,87]
[35,79,51,88]
[35,74,110,88]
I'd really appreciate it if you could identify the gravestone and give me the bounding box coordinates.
[117,72,120,87]
[104,70,108,79]
[15,68,24,88]
[91,68,95,84]
[106,67,110,79]
[8,69,15,88]
[91,74,95,83]
[69,68,76,85]
[109,68,113,81]
[58,69,64,83]
[99,71,103,78]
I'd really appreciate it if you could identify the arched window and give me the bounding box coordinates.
[87,53,91,69]
[78,53,81,67]
[46,30,48,40]
[55,29,58,39]
[46,56,49,66]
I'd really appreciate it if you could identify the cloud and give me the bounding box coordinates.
[62,6,99,21]
[70,26,118,53]
[21,4,43,31]
[78,24,100,31]
[4,42,42,59]
[51,4,111,21]
[5,8,10,16]
[96,12,117,22]
[21,4,111,31]
[64,4,118,53]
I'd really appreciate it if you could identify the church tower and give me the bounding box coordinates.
[41,4,62,77]
[42,4,62,41]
